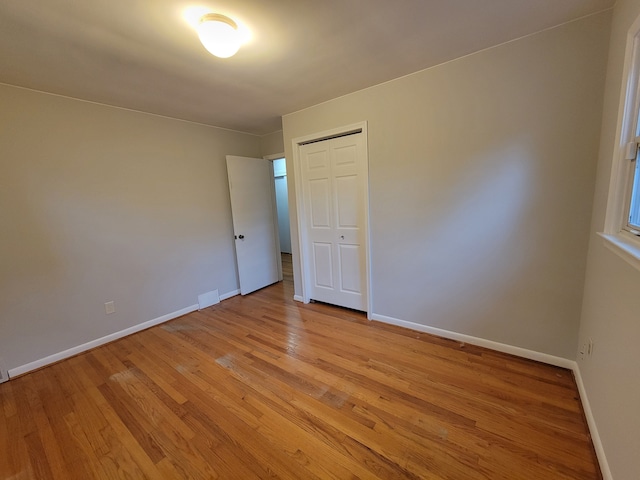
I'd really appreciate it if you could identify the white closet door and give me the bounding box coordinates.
[299,133,367,311]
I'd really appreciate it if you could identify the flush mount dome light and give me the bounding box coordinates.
[197,13,241,58]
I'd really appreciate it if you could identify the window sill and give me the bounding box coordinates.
[598,231,640,272]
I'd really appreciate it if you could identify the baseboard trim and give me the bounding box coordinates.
[370,312,609,479]
[8,304,199,378]
[369,313,574,369]
[0,357,8,384]
[8,287,242,379]
[220,289,240,301]
[6,300,610,479]
[572,363,612,480]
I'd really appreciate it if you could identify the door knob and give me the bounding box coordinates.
[340,235,345,239]
[238,234,245,239]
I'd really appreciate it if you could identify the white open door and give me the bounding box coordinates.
[226,155,281,295]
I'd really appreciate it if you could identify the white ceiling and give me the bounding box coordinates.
[0,1,614,135]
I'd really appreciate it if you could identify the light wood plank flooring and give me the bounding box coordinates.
[0,254,601,479]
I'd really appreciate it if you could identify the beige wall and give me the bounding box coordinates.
[578,0,640,478]
[260,130,284,157]
[283,13,611,359]
[0,84,260,371]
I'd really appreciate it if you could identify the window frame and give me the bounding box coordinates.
[601,14,640,271]
[622,37,640,235]
[623,138,640,233]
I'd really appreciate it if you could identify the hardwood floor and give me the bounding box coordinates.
[0,255,601,479]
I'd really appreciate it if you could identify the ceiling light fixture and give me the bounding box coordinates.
[196,13,241,58]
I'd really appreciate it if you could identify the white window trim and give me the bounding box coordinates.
[598,232,640,271]
[601,14,640,272]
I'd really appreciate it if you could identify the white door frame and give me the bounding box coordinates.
[264,152,286,281]
[291,121,372,319]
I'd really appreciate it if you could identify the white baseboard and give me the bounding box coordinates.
[6,299,610,480]
[369,312,575,369]
[7,287,243,379]
[8,304,199,378]
[220,289,240,301]
[0,357,8,384]
[370,312,609,479]
[572,363,612,480]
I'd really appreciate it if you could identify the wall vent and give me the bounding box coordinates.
[198,290,220,310]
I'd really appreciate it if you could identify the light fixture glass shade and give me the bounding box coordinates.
[197,13,241,58]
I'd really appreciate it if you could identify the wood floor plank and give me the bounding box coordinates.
[28,376,96,480]
[19,375,70,480]
[0,393,12,477]
[95,415,156,478]
[96,380,167,465]
[23,431,55,480]
[0,256,602,479]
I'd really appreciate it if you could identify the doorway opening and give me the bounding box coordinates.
[272,158,291,255]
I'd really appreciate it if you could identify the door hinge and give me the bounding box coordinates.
[625,141,639,160]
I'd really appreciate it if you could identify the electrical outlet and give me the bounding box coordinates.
[104,301,115,315]
[579,343,586,360]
